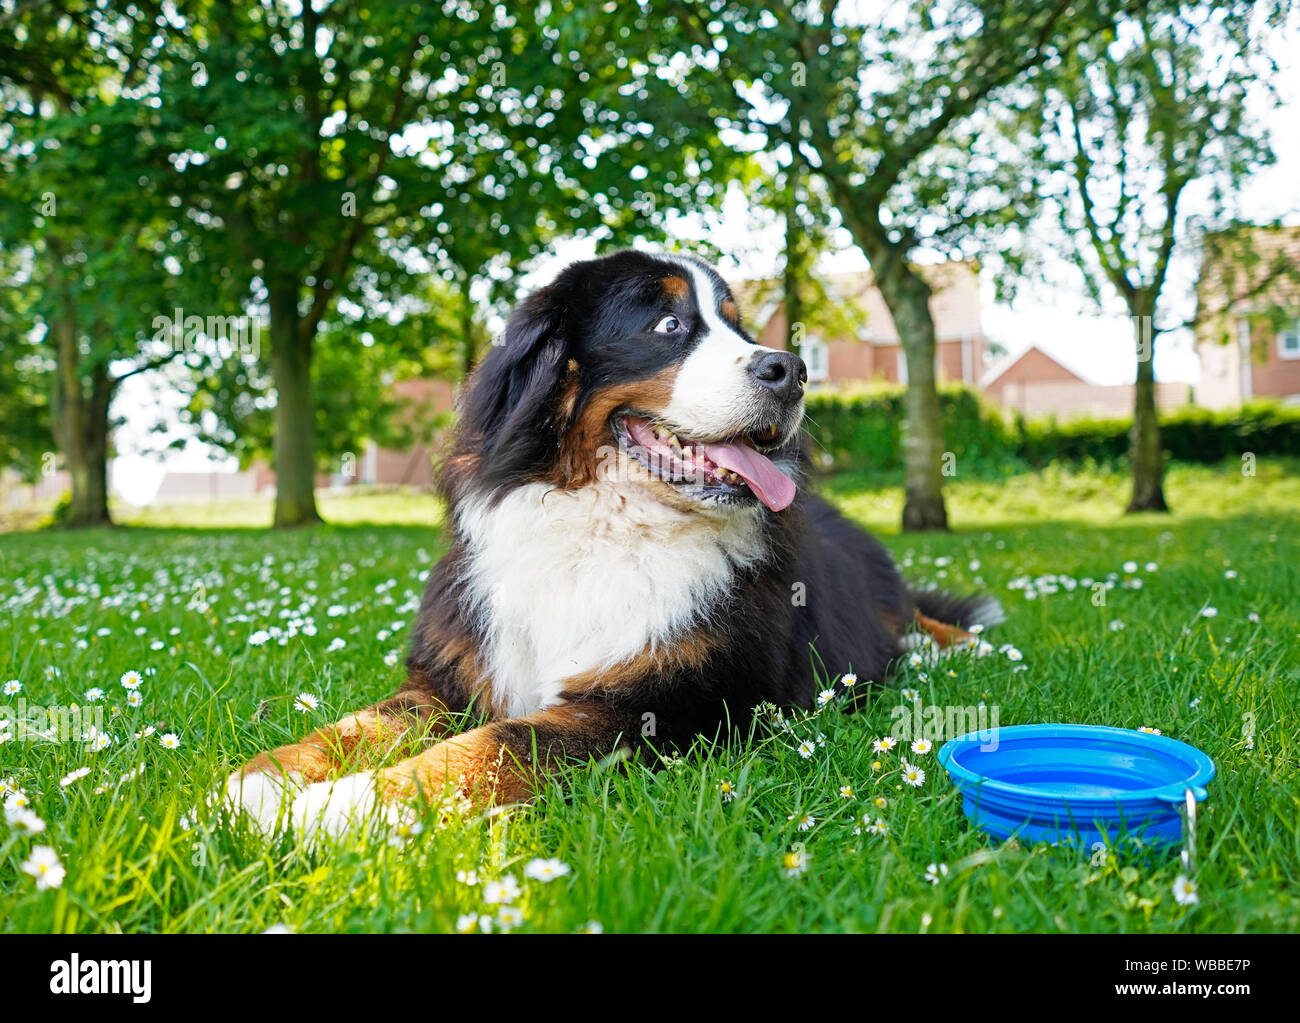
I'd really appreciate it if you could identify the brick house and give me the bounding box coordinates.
[983,345,1191,419]
[355,377,456,488]
[147,379,456,504]
[732,262,989,388]
[1196,225,1300,409]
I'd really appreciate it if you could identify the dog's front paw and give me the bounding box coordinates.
[221,769,302,833]
[287,771,378,842]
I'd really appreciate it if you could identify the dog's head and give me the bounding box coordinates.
[445,250,807,515]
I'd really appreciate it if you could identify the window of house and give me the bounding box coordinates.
[802,337,829,383]
[1280,319,1300,360]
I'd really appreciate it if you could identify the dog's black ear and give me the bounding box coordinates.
[452,283,574,493]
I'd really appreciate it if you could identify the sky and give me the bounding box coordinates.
[109,19,1300,505]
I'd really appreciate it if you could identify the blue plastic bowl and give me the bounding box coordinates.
[938,724,1215,848]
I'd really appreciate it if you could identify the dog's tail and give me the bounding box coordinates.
[909,579,998,652]
[908,585,1005,639]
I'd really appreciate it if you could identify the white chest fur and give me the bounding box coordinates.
[455,482,766,717]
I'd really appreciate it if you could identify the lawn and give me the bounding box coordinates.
[1,460,1297,933]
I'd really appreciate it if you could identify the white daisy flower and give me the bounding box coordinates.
[455,913,478,934]
[796,740,816,759]
[60,767,92,787]
[248,630,271,646]
[383,651,400,667]
[872,736,898,754]
[6,806,46,833]
[496,905,524,930]
[1137,726,1162,735]
[158,732,181,749]
[910,738,933,756]
[839,784,854,799]
[22,846,65,890]
[119,670,143,690]
[1201,607,1218,618]
[788,812,816,832]
[1172,874,1199,906]
[782,849,808,877]
[901,762,926,787]
[482,875,521,904]
[924,862,949,885]
[294,692,320,713]
[841,673,857,687]
[717,780,736,802]
[326,637,347,652]
[817,688,836,707]
[86,727,113,752]
[901,688,920,701]
[523,858,571,883]
[2,679,21,696]
[126,690,143,708]
[85,687,105,702]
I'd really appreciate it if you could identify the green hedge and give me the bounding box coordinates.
[803,385,1300,474]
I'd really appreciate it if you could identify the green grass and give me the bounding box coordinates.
[1,460,1297,933]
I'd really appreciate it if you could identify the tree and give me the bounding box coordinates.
[611,0,1143,530]
[131,0,713,526]
[1026,2,1286,512]
[0,1,184,526]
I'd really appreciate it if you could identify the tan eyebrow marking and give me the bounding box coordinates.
[661,276,689,299]
[720,297,739,324]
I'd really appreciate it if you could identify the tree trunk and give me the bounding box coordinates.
[460,294,480,380]
[833,203,949,531]
[893,285,949,531]
[783,178,805,358]
[269,281,322,527]
[1127,322,1168,513]
[49,282,113,528]
[869,260,948,531]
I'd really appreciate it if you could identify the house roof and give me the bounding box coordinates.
[728,260,984,344]
[980,344,1093,389]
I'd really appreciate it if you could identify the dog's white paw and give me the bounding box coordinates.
[221,770,302,833]
[287,771,378,841]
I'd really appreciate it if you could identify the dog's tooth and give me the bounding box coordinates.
[681,445,693,461]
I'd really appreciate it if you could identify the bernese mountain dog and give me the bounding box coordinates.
[226,250,1001,836]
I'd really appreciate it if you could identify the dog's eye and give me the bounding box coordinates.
[652,314,684,334]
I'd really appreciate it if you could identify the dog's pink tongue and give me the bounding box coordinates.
[700,441,797,512]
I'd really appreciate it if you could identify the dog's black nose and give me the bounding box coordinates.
[749,350,807,402]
